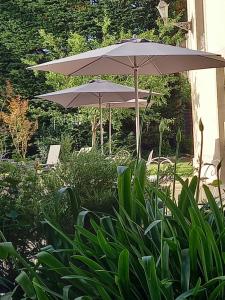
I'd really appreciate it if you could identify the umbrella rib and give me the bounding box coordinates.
[139,56,154,68]
[105,56,134,68]
[151,60,163,75]
[66,94,80,108]
[67,57,103,76]
[139,56,163,75]
[67,55,133,76]
[128,56,135,67]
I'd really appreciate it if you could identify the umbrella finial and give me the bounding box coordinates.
[118,37,151,44]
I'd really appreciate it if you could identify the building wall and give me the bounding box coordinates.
[186,0,225,178]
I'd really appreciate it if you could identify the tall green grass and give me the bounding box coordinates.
[1,157,225,299]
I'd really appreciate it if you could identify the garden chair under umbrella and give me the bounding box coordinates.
[29,38,225,156]
[36,79,151,152]
[86,99,153,155]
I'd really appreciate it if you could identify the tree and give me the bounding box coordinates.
[0,0,192,156]
[0,82,38,158]
[0,0,161,98]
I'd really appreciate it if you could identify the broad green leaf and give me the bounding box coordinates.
[100,216,116,238]
[58,186,80,221]
[178,177,197,218]
[153,188,189,237]
[144,220,162,235]
[204,222,223,276]
[97,285,111,300]
[181,249,190,292]
[32,280,63,299]
[72,255,113,284]
[204,185,224,233]
[203,276,225,288]
[77,210,90,227]
[97,229,114,257]
[117,166,133,219]
[117,248,130,296]
[175,288,204,300]
[0,242,16,259]
[33,277,50,300]
[133,159,147,220]
[189,227,198,275]
[37,251,70,276]
[141,256,161,300]
[63,285,72,300]
[161,242,170,279]
[208,281,225,300]
[75,225,99,245]
[15,271,35,298]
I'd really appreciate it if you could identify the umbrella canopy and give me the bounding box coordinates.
[36,79,151,153]
[37,79,150,108]
[29,38,225,75]
[30,38,225,156]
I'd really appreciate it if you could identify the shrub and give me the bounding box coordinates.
[1,160,225,299]
[0,161,43,283]
[0,150,132,285]
[40,150,132,217]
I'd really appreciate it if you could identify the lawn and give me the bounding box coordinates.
[148,161,194,177]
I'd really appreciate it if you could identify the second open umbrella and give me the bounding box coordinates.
[36,79,151,152]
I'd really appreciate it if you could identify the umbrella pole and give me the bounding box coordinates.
[134,58,140,158]
[99,96,103,154]
[109,104,112,156]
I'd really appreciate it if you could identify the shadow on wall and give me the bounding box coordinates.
[191,76,221,165]
[191,76,200,165]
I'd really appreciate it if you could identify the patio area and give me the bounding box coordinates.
[1,0,225,299]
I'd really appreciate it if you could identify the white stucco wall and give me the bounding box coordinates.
[187,0,225,173]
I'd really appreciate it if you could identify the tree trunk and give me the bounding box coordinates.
[91,115,99,148]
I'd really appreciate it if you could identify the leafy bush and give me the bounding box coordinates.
[0,150,132,286]
[1,160,225,299]
[0,161,43,283]
[40,149,132,217]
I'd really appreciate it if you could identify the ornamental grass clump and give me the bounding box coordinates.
[1,157,225,299]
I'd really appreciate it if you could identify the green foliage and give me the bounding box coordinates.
[40,150,132,218]
[32,25,190,155]
[60,134,74,163]
[0,161,42,282]
[1,160,225,299]
[0,150,132,289]
[0,0,160,97]
[0,0,192,156]
[148,162,194,178]
[0,0,193,159]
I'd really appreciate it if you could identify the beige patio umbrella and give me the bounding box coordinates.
[29,38,225,156]
[85,99,153,155]
[36,79,150,152]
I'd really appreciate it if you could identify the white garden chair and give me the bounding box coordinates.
[40,145,61,169]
